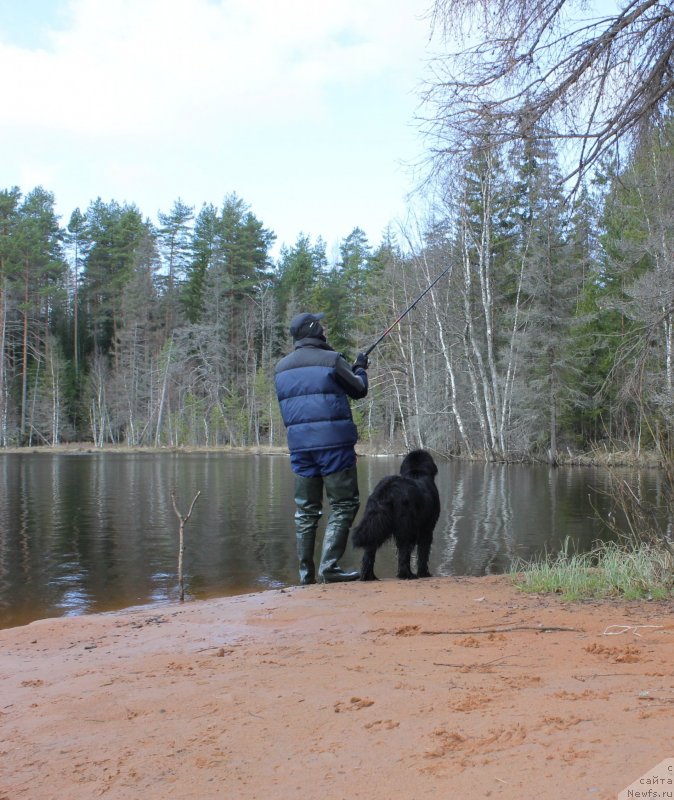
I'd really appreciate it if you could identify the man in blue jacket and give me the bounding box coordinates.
[275,312,369,584]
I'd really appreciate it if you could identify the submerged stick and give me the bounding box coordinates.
[171,489,201,602]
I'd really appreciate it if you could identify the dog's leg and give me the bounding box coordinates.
[416,534,432,578]
[359,547,378,581]
[396,540,416,580]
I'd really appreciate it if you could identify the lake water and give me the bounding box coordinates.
[0,451,657,629]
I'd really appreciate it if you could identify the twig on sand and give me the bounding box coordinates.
[433,655,513,669]
[601,624,663,637]
[422,625,581,635]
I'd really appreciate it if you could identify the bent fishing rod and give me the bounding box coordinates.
[363,264,452,358]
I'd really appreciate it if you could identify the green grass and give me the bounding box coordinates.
[511,540,674,601]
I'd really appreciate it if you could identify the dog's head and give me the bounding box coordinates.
[400,449,438,478]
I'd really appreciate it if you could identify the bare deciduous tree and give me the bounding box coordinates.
[424,0,674,185]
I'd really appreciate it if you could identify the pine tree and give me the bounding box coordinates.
[157,198,194,331]
[183,203,219,324]
[275,234,322,311]
[0,187,21,445]
[12,187,66,442]
[511,136,582,463]
[65,208,87,377]
[80,200,150,360]
[598,111,674,439]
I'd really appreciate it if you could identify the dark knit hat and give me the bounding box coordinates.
[289,312,325,340]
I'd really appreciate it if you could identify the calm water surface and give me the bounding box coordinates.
[0,451,659,629]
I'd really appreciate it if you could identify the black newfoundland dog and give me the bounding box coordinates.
[352,449,440,581]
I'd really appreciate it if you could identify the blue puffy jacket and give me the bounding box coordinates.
[275,337,368,456]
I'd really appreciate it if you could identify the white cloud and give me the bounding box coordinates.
[4,0,428,132]
[0,0,433,251]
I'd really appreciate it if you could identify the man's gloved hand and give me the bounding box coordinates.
[353,352,369,371]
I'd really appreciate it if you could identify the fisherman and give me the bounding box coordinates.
[275,312,369,584]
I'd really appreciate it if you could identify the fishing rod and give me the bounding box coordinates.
[363,264,452,358]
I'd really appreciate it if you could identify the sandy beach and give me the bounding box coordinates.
[1,576,672,799]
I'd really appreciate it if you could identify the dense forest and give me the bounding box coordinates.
[1,1,673,461]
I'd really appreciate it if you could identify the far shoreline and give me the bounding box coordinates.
[0,441,664,468]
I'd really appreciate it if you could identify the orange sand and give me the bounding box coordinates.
[1,576,672,799]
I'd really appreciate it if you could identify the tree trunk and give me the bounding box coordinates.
[155,336,173,447]
[20,278,29,441]
[549,373,558,466]
[0,276,7,446]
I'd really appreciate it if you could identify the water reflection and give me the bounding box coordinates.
[434,463,615,577]
[0,452,661,629]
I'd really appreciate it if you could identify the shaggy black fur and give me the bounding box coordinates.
[351,449,440,581]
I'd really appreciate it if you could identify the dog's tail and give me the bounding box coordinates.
[351,508,390,549]
[351,481,400,550]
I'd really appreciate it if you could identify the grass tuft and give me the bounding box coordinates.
[511,539,674,601]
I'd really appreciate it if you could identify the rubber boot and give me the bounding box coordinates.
[294,474,323,585]
[318,467,360,583]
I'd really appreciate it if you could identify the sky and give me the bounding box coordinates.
[0,0,437,259]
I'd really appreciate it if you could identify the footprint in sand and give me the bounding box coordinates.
[334,697,375,713]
